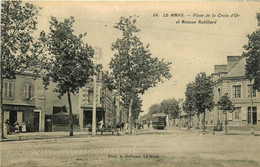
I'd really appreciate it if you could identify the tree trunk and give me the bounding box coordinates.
[128,96,133,134]
[225,111,227,135]
[189,112,191,130]
[67,91,73,136]
[203,110,206,132]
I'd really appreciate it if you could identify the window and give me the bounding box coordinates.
[233,107,241,120]
[217,88,221,99]
[247,85,256,98]
[248,107,257,125]
[88,90,93,104]
[24,84,33,99]
[232,85,241,98]
[4,82,13,98]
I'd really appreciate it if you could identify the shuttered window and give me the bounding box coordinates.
[4,82,13,98]
[24,84,34,99]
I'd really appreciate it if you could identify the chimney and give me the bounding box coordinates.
[227,56,242,72]
[214,65,227,73]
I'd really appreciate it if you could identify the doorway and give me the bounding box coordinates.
[34,112,40,132]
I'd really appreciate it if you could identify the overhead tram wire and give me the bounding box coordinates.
[34,14,244,38]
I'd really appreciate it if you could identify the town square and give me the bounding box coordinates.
[1,1,260,167]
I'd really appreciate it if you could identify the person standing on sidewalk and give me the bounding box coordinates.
[116,122,121,136]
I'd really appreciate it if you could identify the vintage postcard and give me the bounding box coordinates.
[1,1,260,167]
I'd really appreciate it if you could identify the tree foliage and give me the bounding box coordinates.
[41,16,94,96]
[217,93,234,134]
[1,0,44,78]
[242,13,260,91]
[160,98,180,119]
[183,82,196,115]
[217,93,234,111]
[122,92,143,121]
[1,0,43,139]
[193,72,214,131]
[193,72,214,113]
[109,16,172,134]
[40,17,94,136]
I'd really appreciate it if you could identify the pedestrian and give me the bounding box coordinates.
[14,121,19,133]
[116,122,121,136]
[121,122,124,131]
[26,121,31,132]
[5,119,10,134]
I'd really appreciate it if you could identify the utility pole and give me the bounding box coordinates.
[92,48,102,136]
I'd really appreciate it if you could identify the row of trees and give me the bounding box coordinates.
[1,1,172,138]
[182,72,214,132]
[140,98,180,123]
[183,72,234,134]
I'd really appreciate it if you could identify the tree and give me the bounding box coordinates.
[242,13,260,92]
[1,0,43,139]
[40,17,94,136]
[193,72,214,132]
[217,93,234,135]
[110,16,172,134]
[183,82,196,130]
[102,70,116,91]
[147,103,161,120]
[160,98,180,119]
[122,91,143,122]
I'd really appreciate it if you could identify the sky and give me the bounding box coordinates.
[29,1,260,114]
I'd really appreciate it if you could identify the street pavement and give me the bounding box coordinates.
[1,127,260,167]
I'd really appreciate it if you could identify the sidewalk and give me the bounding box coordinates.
[175,126,260,136]
[1,131,91,142]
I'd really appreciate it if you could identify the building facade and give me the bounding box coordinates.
[178,56,260,131]
[3,72,44,132]
[3,71,119,133]
[209,56,260,130]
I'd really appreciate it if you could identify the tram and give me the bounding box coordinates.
[151,113,167,129]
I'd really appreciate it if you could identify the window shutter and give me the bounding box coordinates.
[29,84,33,99]
[24,84,29,99]
[8,82,13,97]
[4,82,8,97]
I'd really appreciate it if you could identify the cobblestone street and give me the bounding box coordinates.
[1,128,260,167]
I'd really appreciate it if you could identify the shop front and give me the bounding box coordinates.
[3,104,37,133]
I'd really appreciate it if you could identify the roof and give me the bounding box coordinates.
[223,58,246,78]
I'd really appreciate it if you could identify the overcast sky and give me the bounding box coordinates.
[30,1,259,114]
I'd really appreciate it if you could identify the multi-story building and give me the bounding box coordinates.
[3,72,44,132]
[3,71,118,133]
[178,56,260,131]
[78,71,118,131]
[209,56,260,130]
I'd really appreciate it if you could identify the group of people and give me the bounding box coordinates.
[4,119,31,135]
[116,122,130,135]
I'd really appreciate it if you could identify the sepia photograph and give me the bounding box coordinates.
[1,1,260,167]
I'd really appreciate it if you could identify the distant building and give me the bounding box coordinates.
[78,71,118,130]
